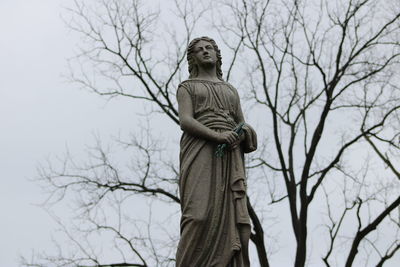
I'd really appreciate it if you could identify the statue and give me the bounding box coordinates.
[176,36,257,267]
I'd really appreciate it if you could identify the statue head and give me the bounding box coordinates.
[187,36,223,80]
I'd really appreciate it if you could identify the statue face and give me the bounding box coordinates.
[192,40,218,67]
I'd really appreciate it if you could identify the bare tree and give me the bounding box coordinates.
[24,0,400,266]
[213,0,400,266]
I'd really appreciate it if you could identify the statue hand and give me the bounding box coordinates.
[229,133,245,150]
[218,131,239,144]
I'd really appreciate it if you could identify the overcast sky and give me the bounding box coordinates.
[1,1,399,267]
[0,1,141,266]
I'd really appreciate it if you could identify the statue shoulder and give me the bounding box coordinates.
[224,82,240,96]
[177,80,194,96]
[179,79,191,86]
[178,79,196,89]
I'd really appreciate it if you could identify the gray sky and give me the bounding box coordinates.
[0,1,139,266]
[1,1,398,267]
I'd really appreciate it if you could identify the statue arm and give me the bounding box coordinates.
[177,86,220,143]
[234,89,258,153]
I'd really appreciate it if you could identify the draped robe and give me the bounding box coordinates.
[176,80,257,267]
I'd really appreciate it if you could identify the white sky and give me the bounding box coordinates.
[0,1,142,266]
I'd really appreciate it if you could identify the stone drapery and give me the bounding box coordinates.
[176,80,257,267]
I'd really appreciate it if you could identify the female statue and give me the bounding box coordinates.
[176,36,257,267]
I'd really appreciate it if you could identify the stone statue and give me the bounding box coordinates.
[176,36,257,267]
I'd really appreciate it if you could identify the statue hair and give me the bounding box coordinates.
[187,36,223,80]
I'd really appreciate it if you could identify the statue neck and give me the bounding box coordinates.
[196,65,219,81]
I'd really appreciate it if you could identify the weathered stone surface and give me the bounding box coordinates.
[176,37,257,267]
